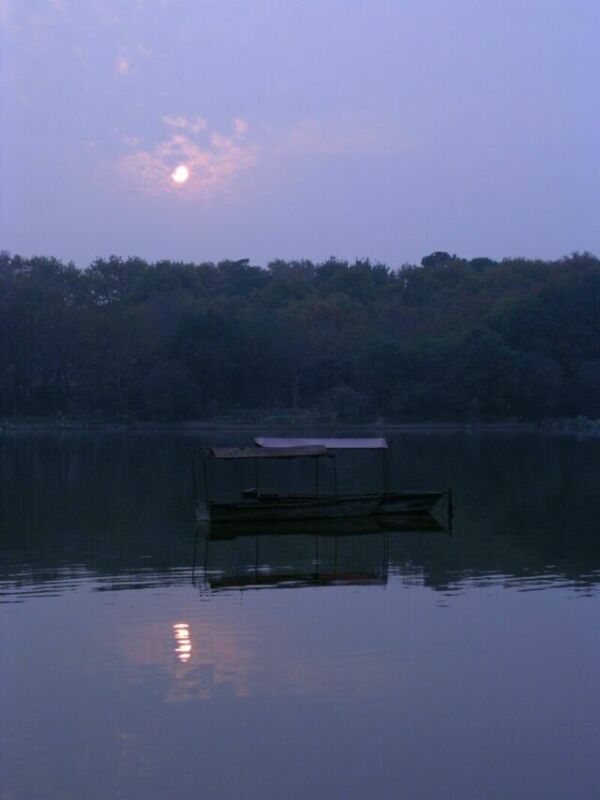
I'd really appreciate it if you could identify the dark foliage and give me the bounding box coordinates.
[1,250,599,421]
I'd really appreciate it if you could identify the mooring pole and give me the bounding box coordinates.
[383,533,390,578]
[381,449,389,492]
[202,454,209,501]
[333,456,338,496]
[192,453,198,506]
[315,457,319,496]
[191,528,199,584]
[333,534,338,576]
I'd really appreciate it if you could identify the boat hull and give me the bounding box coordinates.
[196,494,381,523]
[376,490,446,515]
[197,489,448,524]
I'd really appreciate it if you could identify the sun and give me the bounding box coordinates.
[171,164,190,184]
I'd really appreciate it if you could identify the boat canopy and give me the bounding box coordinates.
[207,446,331,460]
[255,437,388,450]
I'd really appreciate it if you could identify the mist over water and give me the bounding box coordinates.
[1,432,599,799]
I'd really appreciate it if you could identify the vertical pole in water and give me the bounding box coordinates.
[315,457,319,496]
[383,533,390,580]
[202,455,209,501]
[191,528,199,583]
[192,453,198,507]
[333,534,338,577]
[381,449,389,493]
[254,458,259,493]
[333,456,338,496]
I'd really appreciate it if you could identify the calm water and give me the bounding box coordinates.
[1,431,599,800]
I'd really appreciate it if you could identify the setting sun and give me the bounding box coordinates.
[171,164,189,184]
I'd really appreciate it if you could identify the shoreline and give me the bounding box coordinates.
[0,418,544,433]
[1,417,595,435]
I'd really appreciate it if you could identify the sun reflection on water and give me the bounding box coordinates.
[173,622,191,663]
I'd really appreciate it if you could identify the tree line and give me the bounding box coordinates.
[1,250,599,422]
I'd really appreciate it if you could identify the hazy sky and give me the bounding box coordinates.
[1,0,599,267]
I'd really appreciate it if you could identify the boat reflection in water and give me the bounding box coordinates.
[193,512,449,593]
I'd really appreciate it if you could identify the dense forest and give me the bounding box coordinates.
[1,250,599,422]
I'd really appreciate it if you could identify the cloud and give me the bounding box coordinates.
[285,115,407,157]
[115,56,131,76]
[1,0,66,26]
[0,0,13,27]
[163,115,207,134]
[116,117,256,196]
[47,0,67,13]
[122,133,140,147]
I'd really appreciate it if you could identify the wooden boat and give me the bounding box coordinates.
[196,493,381,523]
[193,439,452,526]
[194,445,339,523]
[238,488,445,516]
[255,438,450,519]
[378,490,446,515]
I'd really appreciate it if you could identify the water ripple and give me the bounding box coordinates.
[2,563,599,604]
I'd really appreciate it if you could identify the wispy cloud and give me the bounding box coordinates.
[1,0,66,27]
[116,116,256,196]
[163,115,207,134]
[285,115,409,158]
[0,0,14,28]
[47,0,67,13]
[114,56,131,76]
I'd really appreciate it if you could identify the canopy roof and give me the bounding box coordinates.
[208,446,331,460]
[255,437,388,450]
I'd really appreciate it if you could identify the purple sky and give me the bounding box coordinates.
[1,0,599,267]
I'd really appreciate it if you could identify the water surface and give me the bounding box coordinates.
[1,432,599,799]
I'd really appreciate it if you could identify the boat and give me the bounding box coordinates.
[378,490,447,515]
[255,437,449,518]
[197,493,382,523]
[237,489,446,517]
[194,445,383,522]
[193,438,452,525]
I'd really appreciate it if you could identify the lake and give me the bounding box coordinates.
[1,431,599,799]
